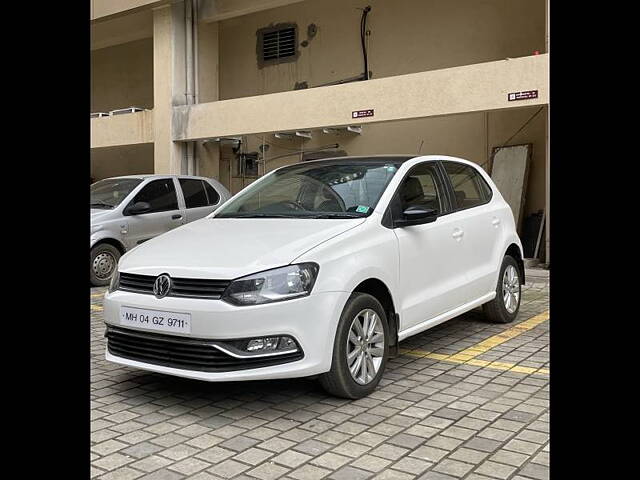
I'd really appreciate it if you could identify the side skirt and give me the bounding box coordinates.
[397,292,496,342]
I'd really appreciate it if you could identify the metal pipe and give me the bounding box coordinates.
[193,0,199,105]
[544,0,550,265]
[184,0,196,175]
[193,0,200,175]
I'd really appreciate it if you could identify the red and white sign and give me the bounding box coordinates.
[352,109,374,118]
[508,90,539,101]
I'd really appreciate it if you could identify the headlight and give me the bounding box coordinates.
[222,263,319,306]
[108,269,120,293]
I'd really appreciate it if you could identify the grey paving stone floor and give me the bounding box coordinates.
[91,279,549,480]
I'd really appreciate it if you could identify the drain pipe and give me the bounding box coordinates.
[184,0,196,175]
[193,0,200,175]
[193,0,199,105]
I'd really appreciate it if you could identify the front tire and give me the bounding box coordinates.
[319,293,389,399]
[90,243,120,287]
[483,255,522,323]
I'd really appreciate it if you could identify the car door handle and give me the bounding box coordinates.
[452,228,464,240]
[171,214,183,220]
[492,217,501,226]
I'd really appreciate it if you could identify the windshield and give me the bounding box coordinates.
[90,178,143,209]
[215,161,400,218]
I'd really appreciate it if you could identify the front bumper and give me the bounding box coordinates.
[103,289,350,381]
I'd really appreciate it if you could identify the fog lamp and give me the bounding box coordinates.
[245,336,297,354]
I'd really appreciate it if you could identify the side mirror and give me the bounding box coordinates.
[394,206,438,228]
[125,201,152,216]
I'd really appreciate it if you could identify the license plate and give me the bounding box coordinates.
[120,306,191,334]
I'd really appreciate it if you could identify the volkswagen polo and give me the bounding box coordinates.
[103,155,524,398]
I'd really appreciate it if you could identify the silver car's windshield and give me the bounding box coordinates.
[215,161,400,219]
[90,178,143,209]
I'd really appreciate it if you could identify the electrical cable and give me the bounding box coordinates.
[360,6,372,80]
[498,107,544,148]
[449,106,545,191]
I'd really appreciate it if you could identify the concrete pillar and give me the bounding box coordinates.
[153,2,186,174]
[195,20,221,179]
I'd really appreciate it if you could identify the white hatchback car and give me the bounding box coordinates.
[103,155,524,398]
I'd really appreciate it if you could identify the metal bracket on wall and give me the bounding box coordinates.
[204,136,242,145]
[322,125,363,135]
[274,131,312,140]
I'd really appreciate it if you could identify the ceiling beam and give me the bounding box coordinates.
[199,0,308,23]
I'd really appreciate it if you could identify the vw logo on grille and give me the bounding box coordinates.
[153,274,172,299]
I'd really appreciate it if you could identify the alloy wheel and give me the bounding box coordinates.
[502,264,520,314]
[346,308,385,385]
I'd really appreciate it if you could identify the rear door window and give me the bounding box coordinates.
[179,179,209,209]
[441,161,492,210]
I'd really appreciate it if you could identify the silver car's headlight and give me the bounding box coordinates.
[108,269,120,293]
[222,263,319,306]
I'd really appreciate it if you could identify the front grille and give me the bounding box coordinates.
[119,273,231,299]
[106,326,303,372]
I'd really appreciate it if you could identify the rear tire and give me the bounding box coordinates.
[90,243,120,287]
[483,255,522,323]
[319,293,389,399]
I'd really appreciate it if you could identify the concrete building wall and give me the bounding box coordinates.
[215,0,545,101]
[91,38,154,112]
[91,144,154,181]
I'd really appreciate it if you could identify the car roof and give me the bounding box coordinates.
[101,174,213,181]
[276,154,476,169]
[282,155,418,168]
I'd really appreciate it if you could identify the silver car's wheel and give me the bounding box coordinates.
[346,309,385,385]
[502,264,520,314]
[93,251,117,280]
[90,243,121,287]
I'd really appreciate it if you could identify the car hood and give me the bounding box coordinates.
[119,217,365,279]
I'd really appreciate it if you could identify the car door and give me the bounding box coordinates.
[122,177,185,250]
[440,161,500,301]
[391,161,469,330]
[178,178,222,223]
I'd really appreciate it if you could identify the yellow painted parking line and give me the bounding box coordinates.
[399,347,548,375]
[399,310,550,376]
[91,305,103,312]
[91,293,104,298]
[448,311,549,363]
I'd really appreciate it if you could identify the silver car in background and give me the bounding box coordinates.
[90,175,231,286]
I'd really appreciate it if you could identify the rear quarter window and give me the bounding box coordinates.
[204,182,221,205]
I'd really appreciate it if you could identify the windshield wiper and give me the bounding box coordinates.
[303,213,364,219]
[215,213,298,218]
[90,201,114,209]
[215,212,364,219]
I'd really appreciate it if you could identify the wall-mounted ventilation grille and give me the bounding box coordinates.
[261,27,296,62]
